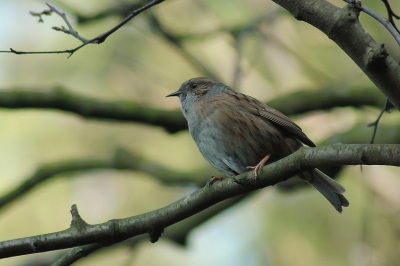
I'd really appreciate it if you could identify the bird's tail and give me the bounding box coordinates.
[305,169,349,213]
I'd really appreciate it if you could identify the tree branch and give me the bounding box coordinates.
[0,144,399,259]
[51,243,103,266]
[0,86,186,133]
[52,195,246,265]
[0,85,385,133]
[272,0,400,110]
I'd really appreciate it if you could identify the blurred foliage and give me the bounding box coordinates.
[0,0,400,265]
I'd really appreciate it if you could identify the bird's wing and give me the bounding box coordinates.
[226,89,316,147]
[251,106,315,147]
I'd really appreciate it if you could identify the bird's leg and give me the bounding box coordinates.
[246,154,271,178]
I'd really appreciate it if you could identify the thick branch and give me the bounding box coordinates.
[272,0,400,110]
[52,195,246,265]
[0,144,399,259]
[0,85,384,133]
[0,87,186,133]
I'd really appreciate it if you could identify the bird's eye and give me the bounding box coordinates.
[190,82,198,89]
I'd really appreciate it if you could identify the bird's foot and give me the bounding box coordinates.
[207,176,225,186]
[246,154,271,178]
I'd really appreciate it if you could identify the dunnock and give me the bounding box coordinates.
[167,77,349,213]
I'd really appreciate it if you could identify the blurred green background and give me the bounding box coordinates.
[0,0,400,265]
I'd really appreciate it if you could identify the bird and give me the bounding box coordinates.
[166,77,349,213]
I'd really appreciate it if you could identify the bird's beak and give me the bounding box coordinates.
[166,90,182,97]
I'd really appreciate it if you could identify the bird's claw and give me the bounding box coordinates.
[246,154,271,178]
[207,176,225,186]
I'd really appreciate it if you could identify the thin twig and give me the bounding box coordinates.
[8,43,87,58]
[29,7,52,23]
[51,243,105,266]
[343,0,400,47]
[381,0,400,33]
[366,98,393,144]
[47,3,89,43]
[0,0,165,57]
[367,104,385,144]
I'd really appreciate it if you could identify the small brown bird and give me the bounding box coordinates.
[167,77,349,212]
